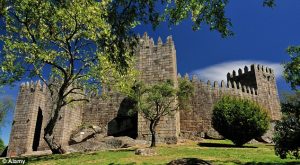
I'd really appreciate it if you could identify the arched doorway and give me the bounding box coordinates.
[32,108,43,151]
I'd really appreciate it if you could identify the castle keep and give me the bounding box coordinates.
[7,33,282,157]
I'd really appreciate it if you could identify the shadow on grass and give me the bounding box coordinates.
[108,163,137,165]
[211,160,300,165]
[28,152,85,162]
[108,158,212,165]
[166,158,212,165]
[28,149,134,163]
[198,142,257,148]
[244,162,300,165]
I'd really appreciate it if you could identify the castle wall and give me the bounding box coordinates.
[82,93,124,133]
[180,65,281,137]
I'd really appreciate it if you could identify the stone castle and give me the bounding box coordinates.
[7,33,282,157]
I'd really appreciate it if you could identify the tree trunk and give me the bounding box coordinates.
[44,133,65,154]
[149,120,158,147]
[43,98,66,154]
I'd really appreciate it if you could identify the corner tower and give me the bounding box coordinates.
[227,64,281,121]
[7,81,50,157]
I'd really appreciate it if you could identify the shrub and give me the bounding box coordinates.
[273,102,300,159]
[212,96,270,146]
[0,138,4,153]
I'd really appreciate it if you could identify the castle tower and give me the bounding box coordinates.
[7,82,83,157]
[136,33,180,142]
[7,81,50,157]
[227,65,281,121]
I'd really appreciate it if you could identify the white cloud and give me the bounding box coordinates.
[190,60,284,82]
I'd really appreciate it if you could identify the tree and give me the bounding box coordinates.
[0,0,275,154]
[212,96,270,146]
[284,46,300,91]
[0,97,13,128]
[0,138,4,153]
[273,45,300,159]
[0,97,12,155]
[131,77,193,147]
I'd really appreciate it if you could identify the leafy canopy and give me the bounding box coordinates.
[0,97,13,128]
[212,96,270,146]
[284,46,300,91]
[274,45,300,159]
[131,77,194,121]
[0,138,4,152]
[0,0,138,102]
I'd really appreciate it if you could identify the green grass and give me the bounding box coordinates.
[24,139,300,165]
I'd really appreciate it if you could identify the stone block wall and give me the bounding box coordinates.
[180,64,281,137]
[135,33,179,142]
[7,81,83,157]
[7,81,49,157]
[82,93,125,133]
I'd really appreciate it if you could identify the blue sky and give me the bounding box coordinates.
[1,0,300,145]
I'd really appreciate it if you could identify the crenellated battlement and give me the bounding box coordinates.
[227,64,274,79]
[186,74,258,96]
[138,32,175,55]
[20,80,47,93]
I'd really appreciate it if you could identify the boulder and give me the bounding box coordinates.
[205,129,223,140]
[102,136,136,148]
[92,125,102,134]
[134,139,149,146]
[255,122,275,144]
[164,136,178,144]
[135,148,157,156]
[248,139,260,144]
[69,140,109,152]
[69,136,138,152]
[69,125,105,144]
[70,127,95,144]
[167,158,211,165]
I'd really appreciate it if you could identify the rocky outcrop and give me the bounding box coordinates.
[69,125,103,145]
[205,129,223,140]
[255,122,276,144]
[68,135,148,153]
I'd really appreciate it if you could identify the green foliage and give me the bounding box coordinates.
[280,91,300,107]
[212,96,270,146]
[108,0,233,38]
[0,138,4,153]
[132,79,193,122]
[131,79,193,147]
[0,0,137,96]
[284,46,300,91]
[273,45,300,159]
[177,76,195,110]
[133,80,177,121]
[0,97,13,128]
[273,103,300,159]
